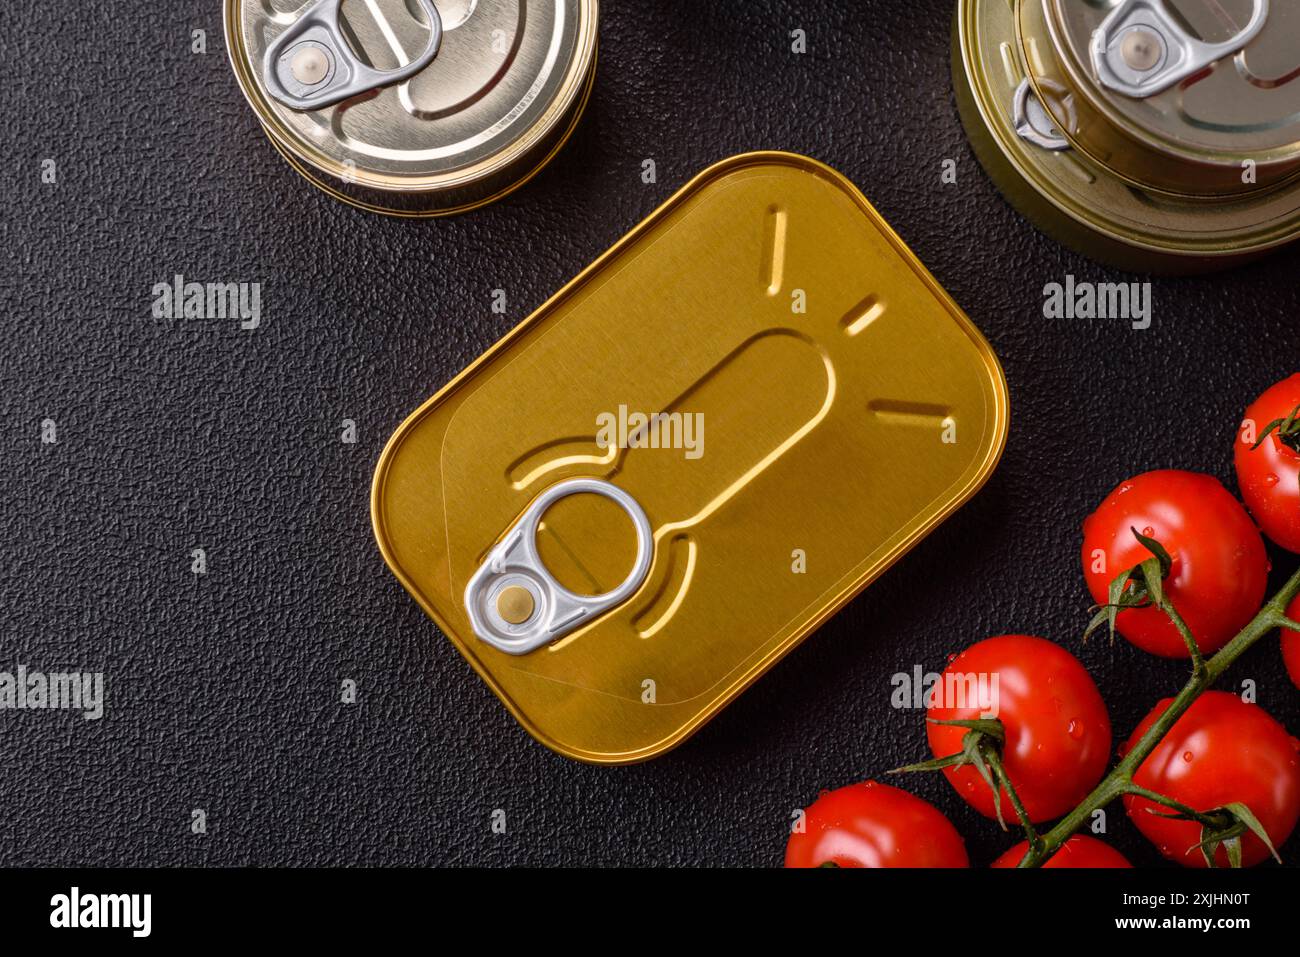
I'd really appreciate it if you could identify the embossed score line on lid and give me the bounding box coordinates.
[1055,152,1097,185]
[506,438,618,489]
[1240,61,1300,91]
[840,294,886,335]
[999,40,1022,87]
[763,205,788,296]
[868,400,954,428]
[634,534,698,640]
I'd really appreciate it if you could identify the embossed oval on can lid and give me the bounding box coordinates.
[372,153,1010,763]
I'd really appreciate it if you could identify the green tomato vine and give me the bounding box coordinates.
[898,531,1300,868]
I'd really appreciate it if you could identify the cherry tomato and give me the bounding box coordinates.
[1124,691,1300,868]
[1081,470,1268,658]
[1284,595,1300,691]
[927,635,1111,823]
[992,835,1131,869]
[1235,374,1300,552]
[785,781,969,868]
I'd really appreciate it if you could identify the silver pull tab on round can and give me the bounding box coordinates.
[1091,0,1268,99]
[262,0,443,111]
[1012,78,1072,152]
[464,479,654,656]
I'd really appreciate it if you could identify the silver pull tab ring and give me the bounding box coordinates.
[1091,0,1268,99]
[262,0,443,111]
[465,479,654,656]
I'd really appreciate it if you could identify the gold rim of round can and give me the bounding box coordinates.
[224,0,600,217]
[1017,0,1300,197]
[953,0,1300,274]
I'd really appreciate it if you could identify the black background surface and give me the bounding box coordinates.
[2,1,1299,868]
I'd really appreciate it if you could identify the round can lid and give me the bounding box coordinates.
[1034,0,1300,193]
[957,0,1300,271]
[226,0,598,204]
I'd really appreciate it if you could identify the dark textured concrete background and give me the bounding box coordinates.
[2,1,1299,867]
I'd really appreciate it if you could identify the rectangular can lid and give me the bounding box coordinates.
[372,152,1009,763]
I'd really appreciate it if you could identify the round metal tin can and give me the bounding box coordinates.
[225,0,599,217]
[954,0,1300,273]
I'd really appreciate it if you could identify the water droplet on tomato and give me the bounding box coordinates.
[1182,751,1193,763]
[1068,718,1083,739]
[1142,526,1155,538]
[1265,474,1280,487]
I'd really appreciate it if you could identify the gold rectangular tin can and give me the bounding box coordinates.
[372,152,1009,763]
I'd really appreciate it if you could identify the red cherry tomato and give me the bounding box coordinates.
[1235,374,1300,552]
[1124,691,1300,868]
[784,781,969,868]
[1284,595,1300,691]
[927,635,1111,823]
[992,835,1131,868]
[1081,470,1269,657]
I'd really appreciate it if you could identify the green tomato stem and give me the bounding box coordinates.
[1123,784,1217,826]
[983,745,1038,844]
[1158,595,1205,676]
